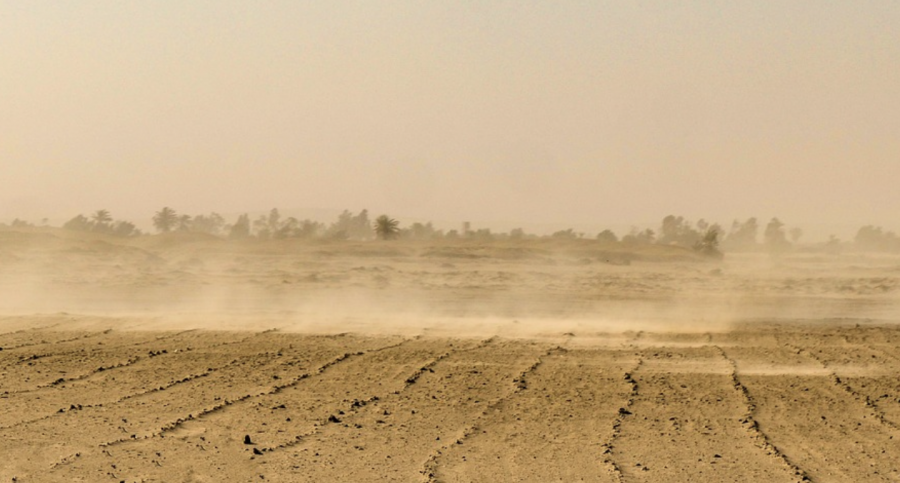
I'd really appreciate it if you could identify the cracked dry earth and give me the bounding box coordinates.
[2,318,900,482]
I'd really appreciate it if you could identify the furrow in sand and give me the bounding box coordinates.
[4,324,897,483]
[0,329,117,371]
[263,337,492,454]
[97,352,367,448]
[427,345,633,483]
[247,338,550,483]
[829,325,900,365]
[779,331,900,429]
[2,350,284,467]
[0,334,389,481]
[0,329,113,353]
[58,337,485,483]
[0,323,56,339]
[0,320,64,346]
[0,329,198,372]
[1,330,355,429]
[101,337,408,447]
[420,346,560,483]
[0,329,271,397]
[728,339,900,482]
[601,357,642,483]
[0,332,166,394]
[0,314,159,352]
[781,340,900,433]
[45,338,408,474]
[0,354,244,432]
[598,329,646,482]
[839,376,900,430]
[714,345,812,482]
[610,344,800,483]
[837,325,900,354]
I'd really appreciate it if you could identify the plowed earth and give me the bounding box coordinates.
[2,318,899,482]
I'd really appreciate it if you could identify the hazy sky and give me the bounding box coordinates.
[3,1,899,233]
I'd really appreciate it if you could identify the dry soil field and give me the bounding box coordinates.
[1,230,899,482]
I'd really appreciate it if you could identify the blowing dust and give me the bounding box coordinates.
[0,229,897,336]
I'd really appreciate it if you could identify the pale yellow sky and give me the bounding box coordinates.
[2,2,898,235]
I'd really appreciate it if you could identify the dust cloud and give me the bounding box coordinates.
[1,228,898,337]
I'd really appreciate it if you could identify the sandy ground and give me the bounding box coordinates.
[1,231,900,482]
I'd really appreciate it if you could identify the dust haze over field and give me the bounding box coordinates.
[2,229,900,482]
[4,1,900,482]
[1,229,898,335]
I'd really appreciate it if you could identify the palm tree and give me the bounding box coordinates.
[92,209,112,227]
[374,215,400,240]
[153,207,178,233]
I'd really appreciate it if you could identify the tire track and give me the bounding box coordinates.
[420,345,564,483]
[713,345,812,483]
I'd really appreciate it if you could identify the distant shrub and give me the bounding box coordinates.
[693,228,723,259]
[551,229,579,239]
[622,228,655,245]
[855,226,900,251]
[228,214,251,239]
[764,218,791,253]
[596,229,618,243]
[63,211,140,237]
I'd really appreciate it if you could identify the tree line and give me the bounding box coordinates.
[3,209,897,252]
[51,209,774,256]
[57,208,397,241]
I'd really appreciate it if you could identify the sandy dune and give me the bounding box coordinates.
[1,231,899,481]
